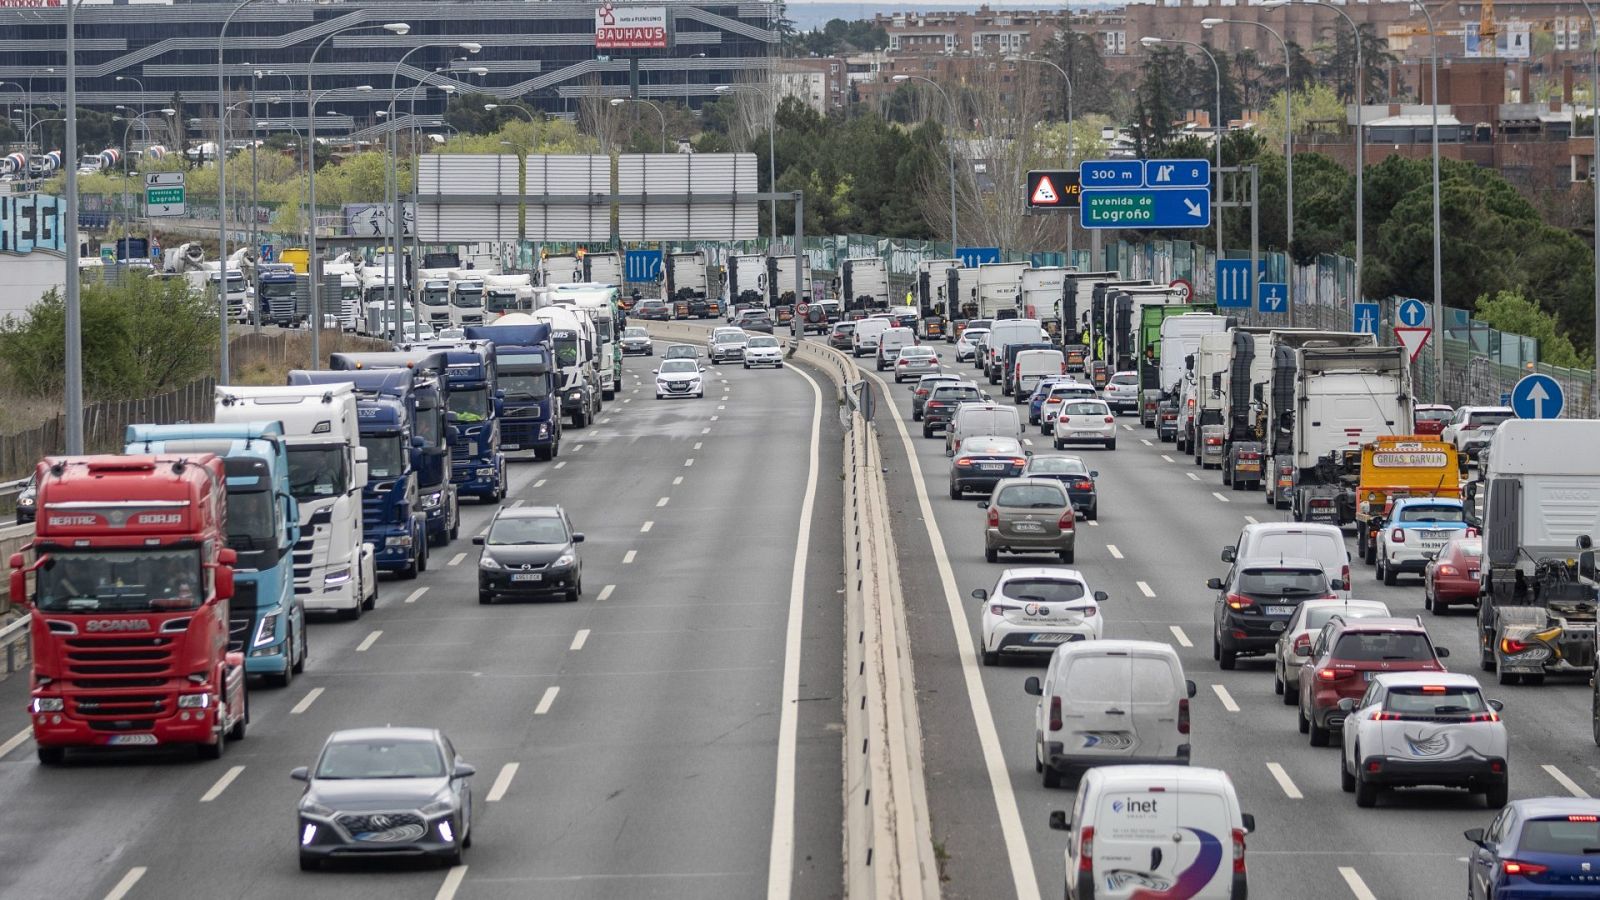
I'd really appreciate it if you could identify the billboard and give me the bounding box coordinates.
[1465,21,1531,59]
[595,4,668,50]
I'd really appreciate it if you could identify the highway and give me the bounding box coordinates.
[848,345,1600,900]
[0,352,846,900]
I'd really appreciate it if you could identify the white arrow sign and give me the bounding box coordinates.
[1183,198,1203,217]
[1526,380,1551,418]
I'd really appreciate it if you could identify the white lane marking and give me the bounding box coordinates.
[641,521,653,533]
[623,550,637,564]
[673,476,684,485]
[694,442,703,450]
[766,355,826,900]
[404,587,428,604]
[1161,454,1175,463]
[290,687,325,715]
[0,726,31,758]
[1084,519,1098,527]
[684,458,695,467]
[534,686,559,715]
[508,499,524,508]
[1212,492,1230,503]
[571,444,583,453]
[718,405,727,410]
[1244,515,1259,525]
[554,461,567,470]
[1141,439,1152,446]
[1169,625,1192,647]
[869,371,1041,900]
[623,398,632,403]
[200,765,246,803]
[1266,762,1304,800]
[103,868,147,900]
[1022,438,1034,446]
[599,418,610,425]
[710,415,720,421]
[434,866,469,900]
[1137,581,1156,598]
[1211,684,1241,713]
[534,479,547,488]
[570,629,590,651]
[485,762,520,802]
[1543,764,1592,798]
[1121,423,1134,431]
[597,584,615,601]
[1186,472,1200,481]
[1106,544,1123,559]
[1339,867,1379,900]
[702,427,712,434]
[657,497,670,507]
[447,552,466,567]
[356,630,382,652]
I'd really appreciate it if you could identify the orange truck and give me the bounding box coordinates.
[1353,436,1461,565]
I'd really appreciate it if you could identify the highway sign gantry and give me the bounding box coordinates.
[1079,158,1211,231]
[145,171,185,218]
[1511,373,1565,419]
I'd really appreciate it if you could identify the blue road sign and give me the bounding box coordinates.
[260,243,274,263]
[1215,259,1253,308]
[625,249,663,282]
[1397,297,1427,328]
[1145,158,1211,188]
[1511,373,1565,419]
[1081,188,1211,230]
[1258,282,1288,314]
[1080,160,1143,188]
[1353,302,1381,336]
[957,247,1001,267]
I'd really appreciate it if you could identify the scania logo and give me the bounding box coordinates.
[86,619,151,632]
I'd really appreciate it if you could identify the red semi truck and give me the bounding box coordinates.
[9,454,249,764]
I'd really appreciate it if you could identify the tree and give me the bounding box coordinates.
[1474,290,1593,368]
[1253,84,1348,149]
[1039,31,1120,118]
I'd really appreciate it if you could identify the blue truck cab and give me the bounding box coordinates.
[400,338,508,502]
[329,351,460,547]
[287,369,429,578]
[122,421,306,686]
[257,262,303,327]
[464,322,561,461]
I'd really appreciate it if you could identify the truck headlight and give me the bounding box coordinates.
[30,697,63,713]
[177,693,212,709]
[252,613,279,648]
[389,534,413,549]
[324,567,352,587]
[420,491,442,510]
[568,390,582,402]
[538,423,550,437]
[476,467,496,476]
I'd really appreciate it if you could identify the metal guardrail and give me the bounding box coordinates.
[0,521,33,676]
[0,613,28,677]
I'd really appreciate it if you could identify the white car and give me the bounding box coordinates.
[1273,598,1390,702]
[972,567,1106,666]
[892,346,940,382]
[1038,382,1099,435]
[1439,406,1514,467]
[1375,498,1472,586]
[1049,398,1117,451]
[654,358,704,399]
[1340,672,1508,809]
[742,335,783,368]
[708,328,748,365]
[1102,370,1140,414]
[956,328,988,362]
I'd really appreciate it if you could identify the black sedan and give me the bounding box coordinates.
[14,472,35,524]
[475,506,584,603]
[633,299,670,321]
[949,435,1029,499]
[292,726,475,871]
[1022,454,1099,521]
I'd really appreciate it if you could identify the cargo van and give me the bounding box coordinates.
[1049,765,1254,900]
[1013,349,1066,402]
[876,326,917,370]
[946,402,1022,457]
[852,318,890,358]
[1222,522,1351,599]
[1024,640,1195,786]
[984,318,1048,385]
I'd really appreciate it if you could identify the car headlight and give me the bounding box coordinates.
[555,551,576,567]
[421,797,455,817]
[479,552,502,570]
[301,800,336,818]
[568,390,583,402]
[17,496,32,507]
[252,613,279,648]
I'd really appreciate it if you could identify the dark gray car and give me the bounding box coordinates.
[474,506,584,603]
[980,477,1075,564]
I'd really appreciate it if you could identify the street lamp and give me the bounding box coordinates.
[715,83,779,243]
[893,74,959,256]
[217,0,278,385]
[114,108,175,254]
[62,0,88,453]
[1141,36,1223,262]
[609,97,668,153]
[1202,17,1296,321]
[1006,54,1076,263]
[1407,2,1445,401]
[485,102,537,124]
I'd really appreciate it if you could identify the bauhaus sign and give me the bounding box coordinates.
[595,4,668,50]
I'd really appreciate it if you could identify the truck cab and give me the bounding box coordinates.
[465,320,562,461]
[256,262,303,327]
[418,271,453,327]
[530,306,601,428]
[401,338,508,502]
[448,270,487,328]
[483,273,534,323]
[549,283,621,400]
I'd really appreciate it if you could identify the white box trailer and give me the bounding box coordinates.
[1482,419,1600,595]
[1287,344,1413,524]
[837,257,889,312]
[975,261,1027,320]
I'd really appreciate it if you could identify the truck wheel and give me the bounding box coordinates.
[269,649,294,689]
[198,724,226,760]
[419,541,429,573]
[228,696,248,741]
[36,747,64,766]
[293,627,307,674]
[450,509,460,542]
[534,445,553,461]
[573,408,589,429]
[603,389,615,401]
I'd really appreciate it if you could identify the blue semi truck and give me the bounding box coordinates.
[401,338,508,502]
[257,262,303,327]
[122,421,307,687]
[464,322,561,461]
[287,368,429,578]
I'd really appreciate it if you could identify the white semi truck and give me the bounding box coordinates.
[1282,344,1413,524]
[975,261,1027,320]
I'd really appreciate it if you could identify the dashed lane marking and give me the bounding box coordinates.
[1339,867,1379,900]
[702,427,711,434]
[290,688,325,715]
[1137,581,1156,598]
[1161,455,1175,463]
[1186,472,1200,481]
[404,587,428,604]
[1244,515,1259,525]
[684,459,695,467]
[623,550,637,564]
[534,479,547,488]
[1106,544,1123,560]
[435,866,468,900]
[570,444,583,453]
[1169,625,1192,647]
[657,497,670,507]
[1141,439,1152,446]
[534,686,559,715]
[1212,492,1230,503]
[570,629,590,651]
[673,476,684,485]
[1543,764,1591,798]
[0,727,31,758]
[1266,762,1304,799]
[448,552,466,567]
[355,631,382,652]
[485,762,519,802]
[641,521,653,533]
[103,868,147,900]
[200,765,245,803]
[1211,684,1240,713]
[597,584,615,601]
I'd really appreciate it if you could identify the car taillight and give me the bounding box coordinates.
[898,359,908,366]
[1060,416,1070,425]
[1341,564,1350,589]
[1178,698,1190,734]
[1073,479,1093,490]
[1391,528,1404,543]
[1078,825,1094,872]
[1046,398,1061,405]
[1436,564,1459,576]
[1104,416,1115,424]
[1232,828,1247,874]
[989,604,1013,615]
[1049,696,1062,731]
[1206,436,1222,446]
[955,459,974,468]
[1468,710,1501,723]
[1466,527,1478,538]
[1225,594,1255,611]
[1058,511,1074,530]
[1317,668,1349,682]
[1009,457,1028,466]
[1373,711,1405,721]
[1293,633,1311,654]
[1501,637,1532,654]
[987,508,1000,528]
[1502,860,1548,877]
[1240,451,1260,460]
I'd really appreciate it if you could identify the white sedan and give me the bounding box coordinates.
[892,346,940,382]
[970,567,1106,666]
[955,328,988,362]
[1049,398,1117,451]
[654,358,704,399]
[742,335,784,368]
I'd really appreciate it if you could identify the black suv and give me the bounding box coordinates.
[1210,557,1337,670]
[922,382,986,438]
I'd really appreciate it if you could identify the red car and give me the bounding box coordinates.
[1424,537,1483,614]
[1413,404,1454,436]
[1297,616,1450,746]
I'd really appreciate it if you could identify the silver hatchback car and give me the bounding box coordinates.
[979,477,1076,564]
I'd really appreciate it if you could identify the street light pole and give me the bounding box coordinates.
[217,0,271,385]
[895,74,958,256]
[1008,55,1075,264]
[63,0,85,452]
[1410,2,1445,402]
[608,97,667,153]
[1142,37,1223,262]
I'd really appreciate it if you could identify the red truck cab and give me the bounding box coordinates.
[11,455,247,764]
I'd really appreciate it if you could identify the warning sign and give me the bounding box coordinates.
[1025,169,1080,212]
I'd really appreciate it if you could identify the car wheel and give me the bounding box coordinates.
[1340,752,1356,793]
[1297,701,1310,734]
[1086,505,1097,522]
[913,410,922,421]
[1480,634,1497,672]
[1059,549,1074,564]
[1364,537,1377,566]
[1211,629,1221,661]
[923,426,934,438]
[1485,780,1509,809]
[949,484,962,500]
[1424,588,1435,612]
[1354,770,1378,808]
[443,846,463,867]
[1219,645,1237,671]
[1273,668,1283,695]
[984,547,998,563]
[1042,763,1063,790]
[1309,715,1331,747]
[566,588,580,603]
[1053,439,1064,451]
[981,649,999,667]
[1106,440,1116,451]
[1281,674,1296,705]
[1381,553,1398,586]
[478,591,491,605]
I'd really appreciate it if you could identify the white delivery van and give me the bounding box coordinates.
[946,402,1022,457]
[853,318,890,358]
[1222,522,1352,598]
[1013,349,1066,402]
[876,326,917,370]
[1024,640,1196,786]
[1050,765,1254,900]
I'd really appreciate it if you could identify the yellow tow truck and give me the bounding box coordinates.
[1354,435,1460,565]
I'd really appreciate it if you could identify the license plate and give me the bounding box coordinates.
[108,734,158,746]
[1266,606,1296,615]
[1013,522,1045,532]
[1237,463,1260,472]
[1421,530,1452,540]
[1030,634,1075,644]
[1468,569,1479,578]
[1073,432,1099,438]
[980,463,1005,471]
[511,573,542,582]
[502,444,520,450]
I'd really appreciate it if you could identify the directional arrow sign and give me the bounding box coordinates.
[146,169,186,218]
[1216,259,1253,308]
[1352,302,1380,336]
[1394,326,1431,362]
[1397,297,1428,328]
[1258,281,1287,314]
[1511,373,1565,419]
[1081,188,1211,229]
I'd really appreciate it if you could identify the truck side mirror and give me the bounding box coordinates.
[353,446,369,488]
[215,564,235,601]
[411,436,425,450]
[218,547,237,566]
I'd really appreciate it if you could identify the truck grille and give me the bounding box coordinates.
[360,495,389,533]
[72,694,166,716]
[63,636,176,678]
[228,608,252,654]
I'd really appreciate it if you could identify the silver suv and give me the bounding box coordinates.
[1440,406,1513,468]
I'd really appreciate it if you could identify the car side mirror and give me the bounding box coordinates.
[1221,546,1235,562]
[1089,471,1099,478]
[652,369,659,375]
[1241,813,1256,834]
[1024,450,1033,457]
[1185,679,1197,699]
[1463,827,1486,846]
[472,536,484,545]
[1488,698,1505,712]
[1436,647,1451,658]
[1330,579,1345,591]
[452,763,476,779]
[290,766,310,782]
[1094,590,1109,602]
[971,588,988,601]
[977,501,989,509]
[1206,577,1224,590]
[1337,698,1356,712]
[1024,676,1043,696]
[1048,810,1071,832]
[572,533,585,543]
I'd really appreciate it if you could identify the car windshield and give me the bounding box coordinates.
[748,337,779,348]
[1398,505,1464,524]
[901,347,933,358]
[714,333,744,344]
[665,346,696,358]
[932,387,984,402]
[995,483,1067,508]
[1382,685,1487,717]
[833,325,855,335]
[1050,387,1092,399]
[36,547,204,613]
[499,374,550,400]
[1063,402,1106,416]
[963,438,1022,456]
[1110,373,1138,385]
[1238,568,1328,596]
[962,330,989,343]
[287,445,350,501]
[624,327,649,338]
[316,738,446,779]
[1002,578,1086,603]
[362,435,408,481]
[1029,457,1088,475]
[488,515,570,545]
[660,360,698,374]
[449,387,490,422]
[1518,818,1600,855]
[1333,631,1435,661]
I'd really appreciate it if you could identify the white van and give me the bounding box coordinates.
[1013,348,1066,401]
[1049,766,1254,900]
[984,318,1048,384]
[852,318,890,358]
[945,402,1022,457]
[1222,522,1352,599]
[876,326,917,370]
[1024,640,1195,787]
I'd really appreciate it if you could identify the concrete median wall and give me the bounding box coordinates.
[641,321,940,899]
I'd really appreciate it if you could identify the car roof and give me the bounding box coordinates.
[993,476,1065,491]
[494,505,563,520]
[1234,555,1327,572]
[1461,406,1514,415]
[1329,615,1428,633]
[1392,497,1463,507]
[1507,797,1600,819]
[1240,522,1345,538]
[1371,671,1480,688]
[1056,638,1180,660]
[998,566,1088,583]
[1296,598,1389,613]
[326,725,439,744]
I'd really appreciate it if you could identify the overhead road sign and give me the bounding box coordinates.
[1215,259,1253,308]
[145,171,185,218]
[1081,189,1210,229]
[1511,373,1565,419]
[1394,327,1431,361]
[1025,170,1081,212]
[1397,297,1428,328]
[1079,160,1143,188]
[957,247,1001,268]
[625,249,663,282]
[1145,159,1211,187]
[1352,302,1380,336]
[1258,281,1287,314]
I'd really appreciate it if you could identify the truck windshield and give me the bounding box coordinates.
[422,287,449,307]
[286,446,350,501]
[225,275,245,293]
[499,373,550,400]
[416,395,443,446]
[36,548,204,613]
[554,336,580,367]
[362,435,408,480]
[487,291,517,313]
[225,489,277,558]
[260,281,295,300]
[450,387,490,421]
[453,288,484,308]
